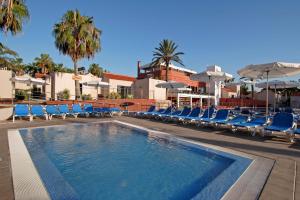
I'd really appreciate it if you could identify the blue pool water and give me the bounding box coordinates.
[20,122,252,200]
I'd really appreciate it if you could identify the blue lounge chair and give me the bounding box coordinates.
[94,107,122,117]
[31,105,47,120]
[232,116,267,136]
[216,115,249,127]
[13,104,32,122]
[192,107,215,125]
[153,107,172,118]
[291,128,300,142]
[180,107,201,122]
[46,105,66,120]
[83,104,95,117]
[160,109,182,120]
[171,107,191,121]
[200,109,230,125]
[58,104,71,115]
[136,105,156,117]
[72,104,86,118]
[263,112,295,137]
[147,108,165,118]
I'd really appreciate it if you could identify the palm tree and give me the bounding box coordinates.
[53,10,101,99]
[0,0,29,35]
[0,42,17,68]
[151,39,184,81]
[88,63,103,77]
[33,53,54,74]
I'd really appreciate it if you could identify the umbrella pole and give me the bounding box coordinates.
[266,71,269,118]
[274,85,277,112]
[208,76,211,117]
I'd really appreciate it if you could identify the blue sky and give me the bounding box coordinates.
[2,0,300,80]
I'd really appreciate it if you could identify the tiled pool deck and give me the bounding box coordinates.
[1,116,300,200]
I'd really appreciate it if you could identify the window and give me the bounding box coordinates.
[117,86,132,98]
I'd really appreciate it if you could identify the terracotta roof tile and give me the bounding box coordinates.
[103,72,136,82]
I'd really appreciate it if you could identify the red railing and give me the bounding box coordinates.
[220,98,265,107]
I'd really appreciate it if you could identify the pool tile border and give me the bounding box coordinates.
[8,129,50,200]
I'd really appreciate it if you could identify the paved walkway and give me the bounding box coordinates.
[0,116,299,199]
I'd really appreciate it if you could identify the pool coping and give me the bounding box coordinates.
[8,120,274,200]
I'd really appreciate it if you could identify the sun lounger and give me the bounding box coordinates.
[136,105,156,117]
[160,109,182,120]
[31,105,48,120]
[171,107,191,121]
[46,105,66,120]
[180,107,201,122]
[191,107,215,125]
[200,109,230,126]
[291,128,300,142]
[263,112,295,139]
[13,104,32,122]
[153,107,172,119]
[146,108,165,118]
[71,104,86,118]
[232,116,267,136]
[216,115,249,127]
[83,104,95,117]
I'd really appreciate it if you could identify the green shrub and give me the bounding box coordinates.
[57,89,70,100]
[15,90,29,100]
[126,94,134,99]
[82,94,92,100]
[107,92,121,99]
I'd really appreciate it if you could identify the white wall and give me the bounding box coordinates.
[133,78,166,100]
[50,72,100,100]
[0,70,13,98]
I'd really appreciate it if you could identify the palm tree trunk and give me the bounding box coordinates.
[165,62,169,103]
[74,61,81,100]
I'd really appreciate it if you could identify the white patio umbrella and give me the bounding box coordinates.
[238,62,300,116]
[191,71,233,116]
[176,87,192,92]
[256,80,300,110]
[10,77,49,105]
[81,80,109,100]
[156,81,187,89]
[156,81,187,108]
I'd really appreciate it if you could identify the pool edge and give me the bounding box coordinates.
[8,129,51,200]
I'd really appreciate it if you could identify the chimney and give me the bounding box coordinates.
[137,61,141,77]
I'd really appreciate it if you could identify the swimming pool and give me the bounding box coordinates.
[9,121,273,200]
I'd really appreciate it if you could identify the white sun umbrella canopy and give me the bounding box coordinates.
[155,81,187,89]
[191,71,233,108]
[256,80,300,110]
[238,62,300,116]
